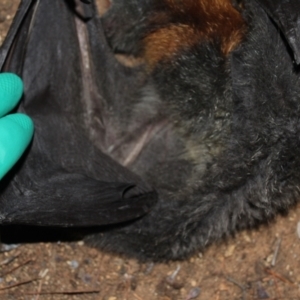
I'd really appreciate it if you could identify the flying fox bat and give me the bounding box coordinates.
[1,0,300,261]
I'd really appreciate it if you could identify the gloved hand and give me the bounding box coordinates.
[0,73,34,179]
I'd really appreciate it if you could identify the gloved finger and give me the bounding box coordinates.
[0,113,34,179]
[0,73,23,117]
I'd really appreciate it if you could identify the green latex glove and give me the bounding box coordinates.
[0,73,34,179]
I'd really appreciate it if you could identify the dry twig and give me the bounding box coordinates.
[13,289,100,296]
[0,252,20,266]
[0,277,40,291]
[225,276,246,300]
[264,268,294,285]
[132,292,143,300]
[1,258,33,277]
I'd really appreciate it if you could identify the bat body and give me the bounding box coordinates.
[1,0,300,261]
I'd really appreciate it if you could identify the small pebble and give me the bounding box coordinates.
[82,274,92,284]
[266,254,273,264]
[55,255,64,263]
[191,280,197,287]
[257,285,269,299]
[39,269,49,278]
[224,245,235,257]
[185,287,201,300]
[144,262,154,275]
[243,233,251,242]
[67,260,79,269]
[296,221,300,238]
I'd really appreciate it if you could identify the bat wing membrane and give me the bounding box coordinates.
[0,0,157,227]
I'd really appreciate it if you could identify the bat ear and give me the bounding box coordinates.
[254,0,300,64]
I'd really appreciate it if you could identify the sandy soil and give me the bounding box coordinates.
[1,1,300,299]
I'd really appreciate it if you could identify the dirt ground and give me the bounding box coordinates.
[1,1,300,299]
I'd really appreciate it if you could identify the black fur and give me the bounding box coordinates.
[87,0,300,261]
[2,0,300,262]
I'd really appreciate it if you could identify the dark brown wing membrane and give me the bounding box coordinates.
[0,0,157,227]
